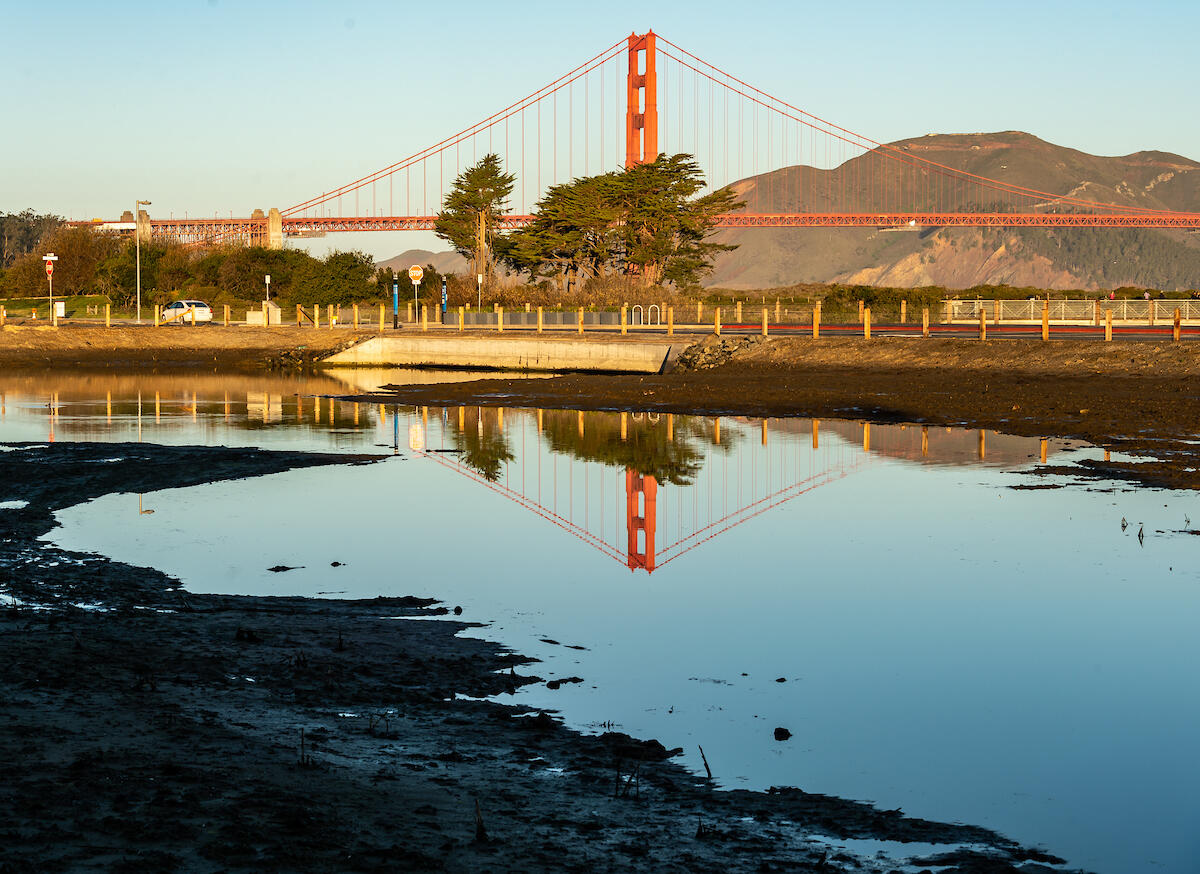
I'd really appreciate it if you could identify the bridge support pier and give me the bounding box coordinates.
[626,470,657,572]
[625,32,658,167]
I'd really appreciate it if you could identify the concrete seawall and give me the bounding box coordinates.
[320,335,675,373]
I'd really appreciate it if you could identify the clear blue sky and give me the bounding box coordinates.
[5,0,1197,259]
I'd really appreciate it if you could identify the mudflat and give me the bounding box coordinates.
[0,443,1068,873]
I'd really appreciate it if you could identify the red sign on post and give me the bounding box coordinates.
[45,260,54,277]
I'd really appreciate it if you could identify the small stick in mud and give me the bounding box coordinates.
[698,745,713,781]
[473,798,489,843]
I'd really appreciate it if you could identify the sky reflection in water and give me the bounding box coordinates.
[1,370,1197,874]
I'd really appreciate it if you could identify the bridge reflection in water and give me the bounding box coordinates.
[0,372,1066,571]
[402,406,1065,574]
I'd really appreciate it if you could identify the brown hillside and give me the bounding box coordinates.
[708,131,1200,290]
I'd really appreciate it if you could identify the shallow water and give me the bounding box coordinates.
[2,370,1198,874]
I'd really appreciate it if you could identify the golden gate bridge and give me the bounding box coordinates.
[85,31,1200,244]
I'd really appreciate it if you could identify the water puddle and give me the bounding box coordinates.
[2,370,1198,874]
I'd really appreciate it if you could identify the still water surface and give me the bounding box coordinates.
[2,371,1197,874]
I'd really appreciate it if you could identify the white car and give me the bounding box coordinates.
[162,300,213,324]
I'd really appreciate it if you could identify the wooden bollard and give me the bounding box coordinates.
[1105,309,1113,342]
[813,302,821,339]
[1041,301,1049,341]
[775,299,781,322]
[1174,307,1181,342]
[378,303,384,332]
[857,299,864,323]
[812,419,820,449]
[978,429,986,460]
[1094,299,1102,326]
[314,305,320,329]
[459,305,465,331]
[406,301,413,324]
[537,306,543,333]
[421,306,428,332]
[525,302,531,312]
[761,418,768,446]
[223,304,229,327]
[900,299,907,324]
[497,306,504,332]
[105,303,111,327]
[1040,438,1048,464]
[578,307,584,334]
[1149,300,1156,327]
[154,304,160,327]
[922,307,929,337]
[735,300,742,323]
[714,307,721,336]
[696,301,703,323]
[667,306,674,335]
[863,307,871,340]
[352,303,359,327]
[762,307,768,337]
[979,308,986,341]
[620,306,628,335]
[0,305,5,326]
[327,304,334,327]
[262,301,269,328]
[296,304,302,327]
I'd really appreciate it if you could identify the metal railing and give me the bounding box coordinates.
[944,299,1200,323]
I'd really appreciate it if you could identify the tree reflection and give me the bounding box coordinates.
[448,408,515,481]
[539,410,733,485]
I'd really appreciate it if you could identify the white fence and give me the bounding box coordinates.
[944,299,1200,324]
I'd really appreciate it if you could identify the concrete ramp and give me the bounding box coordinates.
[321,335,674,373]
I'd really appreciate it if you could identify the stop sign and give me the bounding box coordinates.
[45,260,54,277]
[408,265,424,283]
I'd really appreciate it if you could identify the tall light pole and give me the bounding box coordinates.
[134,199,151,324]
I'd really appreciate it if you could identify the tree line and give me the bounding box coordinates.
[0,219,386,308]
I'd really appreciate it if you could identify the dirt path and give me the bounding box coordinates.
[0,324,373,370]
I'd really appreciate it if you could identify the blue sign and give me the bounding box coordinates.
[391,279,399,315]
[441,279,448,313]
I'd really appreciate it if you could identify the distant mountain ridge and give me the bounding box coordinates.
[382,132,1200,291]
[708,131,1200,290]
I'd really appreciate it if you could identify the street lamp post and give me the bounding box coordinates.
[135,199,151,324]
[42,253,59,326]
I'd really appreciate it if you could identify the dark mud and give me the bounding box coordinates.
[0,442,1081,873]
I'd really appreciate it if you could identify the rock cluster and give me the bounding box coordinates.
[676,335,762,371]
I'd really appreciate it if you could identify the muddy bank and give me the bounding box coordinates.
[0,324,370,371]
[342,336,1200,490]
[0,442,1078,873]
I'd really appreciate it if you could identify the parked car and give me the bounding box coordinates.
[162,300,213,323]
